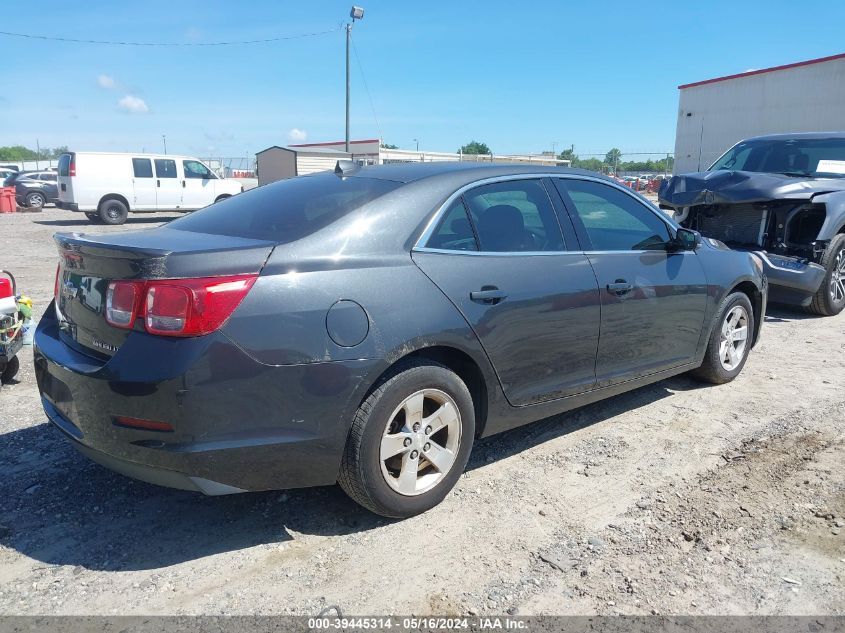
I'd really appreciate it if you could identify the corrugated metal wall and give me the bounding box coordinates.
[296,155,341,175]
[673,57,845,174]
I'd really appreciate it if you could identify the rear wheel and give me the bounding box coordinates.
[25,192,45,208]
[808,234,845,316]
[690,292,754,384]
[338,359,475,518]
[98,199,128,225]
[1,356,20,383]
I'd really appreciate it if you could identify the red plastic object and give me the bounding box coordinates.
[0,187,16,213]
[0,277,12,299]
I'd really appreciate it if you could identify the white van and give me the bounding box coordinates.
[56,152,243,224]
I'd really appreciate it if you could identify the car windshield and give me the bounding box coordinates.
[168,172,400,243]
[710,137,845,178]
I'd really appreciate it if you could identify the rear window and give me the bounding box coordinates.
[58,153,72,177]
[168,173,400,243]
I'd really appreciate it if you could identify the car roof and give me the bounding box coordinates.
[348,161,608,185]
[743,131,845,142]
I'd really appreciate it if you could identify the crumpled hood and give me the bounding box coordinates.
[658,170,845,208]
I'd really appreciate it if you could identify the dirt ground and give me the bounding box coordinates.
[0,206,843,616]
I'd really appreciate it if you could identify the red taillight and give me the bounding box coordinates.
[106,281,143,329]
[69,157,76,177]
[104,274,257,337]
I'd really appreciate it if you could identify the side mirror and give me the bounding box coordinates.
[674,228,701,251]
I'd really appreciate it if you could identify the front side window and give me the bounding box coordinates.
[426,199,478,251]
[463,180,565,252]
[133,158,153,178]
[183,160,213,179]
[558,179,670,251]
[154,159,177,178]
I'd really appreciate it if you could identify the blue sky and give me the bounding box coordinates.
[1,0,843,161]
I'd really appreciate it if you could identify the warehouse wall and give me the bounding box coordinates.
[673,56,845,174]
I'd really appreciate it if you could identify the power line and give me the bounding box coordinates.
[349,32,383,144]
[0,27,340,47]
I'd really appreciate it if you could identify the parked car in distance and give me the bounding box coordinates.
[35,162,767,518]
[56,151,244,225]
[0,168,18,183]
[9,171,59,208]
[660,132,845,316]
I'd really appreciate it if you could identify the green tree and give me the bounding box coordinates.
[557,148,577,165]
[459,141,491,155]
[0,145,39,161]
[605,148,622,172]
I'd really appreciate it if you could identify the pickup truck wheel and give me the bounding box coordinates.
[338,359,475,518]
[690,292,754,385]
[98,199,128,225]
[25,192,45,208]
[808,234,845,317]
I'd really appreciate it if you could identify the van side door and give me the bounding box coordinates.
[131,158,157,210]
[181,159,217,209]
[153,158,181,210]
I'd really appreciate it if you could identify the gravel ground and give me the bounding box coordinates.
[0,206,843,616]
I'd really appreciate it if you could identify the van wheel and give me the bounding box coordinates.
[25,192,45,208]
[807,234,845,317]
[338,359,475,518]
[1,356,20,383]
[98,199,128,225]
[85,212,101,223]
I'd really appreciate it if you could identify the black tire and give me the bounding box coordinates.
[807,234,845,317]
[1,355,20,383]
[25,192,45,208]
[98,199,128,225]
[690,292,755,385]
[338,359,475,518]
[85,212,102,223]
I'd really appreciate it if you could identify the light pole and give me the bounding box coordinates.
[413,138,419,151]
[346,6,365,153]
[162,135,167,155]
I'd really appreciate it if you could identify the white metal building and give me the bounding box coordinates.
[256,139,570,186]
[673,52,845,174]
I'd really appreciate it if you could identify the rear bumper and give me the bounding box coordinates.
[34,304,383,494]
[55,200,79,211]
[753,251,826,307]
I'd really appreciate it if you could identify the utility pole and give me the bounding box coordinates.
[162,135,167,155]
[346,6,365,153]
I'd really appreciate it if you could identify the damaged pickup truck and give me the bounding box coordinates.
[660,133,845,316]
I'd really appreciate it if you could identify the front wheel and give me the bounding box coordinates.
[1,355,20,383]
[808,234,845,317]
[690,292,754,385]
[338,360,475,518]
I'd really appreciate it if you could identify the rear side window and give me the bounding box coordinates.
[463,180,565,252]
[427,199,478,251]
[168,173,400,243]
[42,173,57,182]
[133,158,153,178]
[154,159,177,178]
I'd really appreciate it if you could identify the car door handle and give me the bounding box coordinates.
[182,180,186,188]
[470,287,507,304]
[607,281,634,296]
[157,179,161,187]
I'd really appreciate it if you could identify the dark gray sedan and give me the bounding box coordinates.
[34,162,766,518]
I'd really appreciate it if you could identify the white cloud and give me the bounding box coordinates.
[97,74,116,89]
[118,95,149,114]
[287,128,307,143]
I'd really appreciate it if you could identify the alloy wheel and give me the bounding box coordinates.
[107,204,121,220]
[830,249,845,305]
[718,305,749,371]
[28,193,44,207]
[379,389,461,496]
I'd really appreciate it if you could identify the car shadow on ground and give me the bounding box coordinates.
[764,304,822,323]
[0,378,683,572]
[32,216,181,227]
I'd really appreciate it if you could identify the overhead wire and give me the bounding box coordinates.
[0,28,340,47]
[349,32,384,145]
